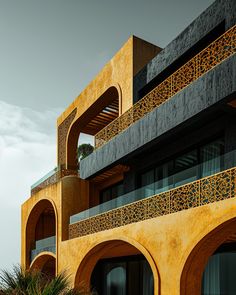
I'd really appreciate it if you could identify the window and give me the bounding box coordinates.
[202,243,236,295]
[139,137,224,192]
[91,255,154,295]
[100,182,124,204]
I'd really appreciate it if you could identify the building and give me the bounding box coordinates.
[21,0,236,294]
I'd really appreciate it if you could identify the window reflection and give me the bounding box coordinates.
[202,244,236,295]
[139,138,224,191]
[105,264,126,295]
[91,255,154,295]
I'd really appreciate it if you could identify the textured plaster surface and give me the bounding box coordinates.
[22,175,236,295]
[134,0,236,101]
[60,197,236,295]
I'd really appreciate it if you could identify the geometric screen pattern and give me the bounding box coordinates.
[69,167,236,239]
[95,25,236,149]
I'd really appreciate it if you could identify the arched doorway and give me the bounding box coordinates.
[201,242,236,294]
[26,199,57,269]
[91,254,154,295]
[181,218,236,295]
[75,239,158,295]
[30,253,56,279]
[66,86,120,169]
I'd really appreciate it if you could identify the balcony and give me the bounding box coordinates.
[31,236,56,262]
[31,167,78,195]
[95,25,236,149]
[69,150,236,239]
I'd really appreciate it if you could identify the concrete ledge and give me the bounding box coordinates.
[80,55,236,179]
[134,0,236,101]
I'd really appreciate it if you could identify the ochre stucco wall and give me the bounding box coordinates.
[57,197,236,295]
[22,181,236,295]
[56,36,161,168]
[57,36,161,126]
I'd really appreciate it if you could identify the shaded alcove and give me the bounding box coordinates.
[66,86,120,169]
[181,217,236,295]
[74,239,159,295]
[26,199,56,268]
[30,253,56,279]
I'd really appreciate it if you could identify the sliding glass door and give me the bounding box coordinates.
[91,255,154,295]
[202,248,236,295]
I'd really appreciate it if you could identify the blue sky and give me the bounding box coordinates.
[0,0,214,270]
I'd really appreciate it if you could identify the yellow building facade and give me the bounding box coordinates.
[22,1,236,294]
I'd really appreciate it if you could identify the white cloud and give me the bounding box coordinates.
[0,100,96,270]
[0,100,61,270]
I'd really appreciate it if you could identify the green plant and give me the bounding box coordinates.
[0,265,93,295]
[77,144,94,163]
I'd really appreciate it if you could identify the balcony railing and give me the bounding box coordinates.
[95,25,236,149]
[31,236,56,262]
[31,167,78,195]
[69,150,236,239]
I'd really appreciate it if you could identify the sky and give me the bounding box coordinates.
[0,0,215,270]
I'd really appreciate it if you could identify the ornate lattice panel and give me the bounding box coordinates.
[95,25,236,149]
[69,167,236,239]
[146,192,170,219]
[231,168,236,197]
[58,109,77,166]
[170,181,200,213]
[122,201,147,225]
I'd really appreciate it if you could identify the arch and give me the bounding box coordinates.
[30,252,56,278]
[180,217,236,295]
[25,199,57,269]
[74,237,159,295]
[66,84,122,169]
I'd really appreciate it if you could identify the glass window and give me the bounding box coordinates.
[173,149,198,187]
[91,255,154,295]
[100,182,124,204]
[174,149,198,173]
[202,251,236,295]
[105,263,126,295]
[141,169,155,197]
[142,260,154,295]
[155,161,173,193]
[138,137,225,192]
[200,139,224,177]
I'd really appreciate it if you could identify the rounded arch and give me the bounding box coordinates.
[180,217,236,295]
[66,84,122,169]
[30,252,56,278]
[74,236,159,295]
[25,199,57,268]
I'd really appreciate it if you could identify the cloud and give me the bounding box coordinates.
[0,100,61,270]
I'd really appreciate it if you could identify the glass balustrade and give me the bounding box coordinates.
[31,236,56,262]
[70,150,236,224]
[31,168,58,190]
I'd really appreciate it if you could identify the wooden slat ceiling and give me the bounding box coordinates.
[227,98,236,109]
[91,164,130,183]
[224,233,236,243]
[82,98,119,135]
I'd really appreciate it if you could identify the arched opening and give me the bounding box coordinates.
[202,243,236,294]
[30,254,56,279]
[91,254,154,295]
[181,218,236,295]
[75,239,158,295]
[66,86,120,169]
[26,200,56,269]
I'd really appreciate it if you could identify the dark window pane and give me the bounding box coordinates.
[105,263,126,295]
[174,149,198,172]
[200,139,224,177]
[202,251,236,295]
[100,182,124,204]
